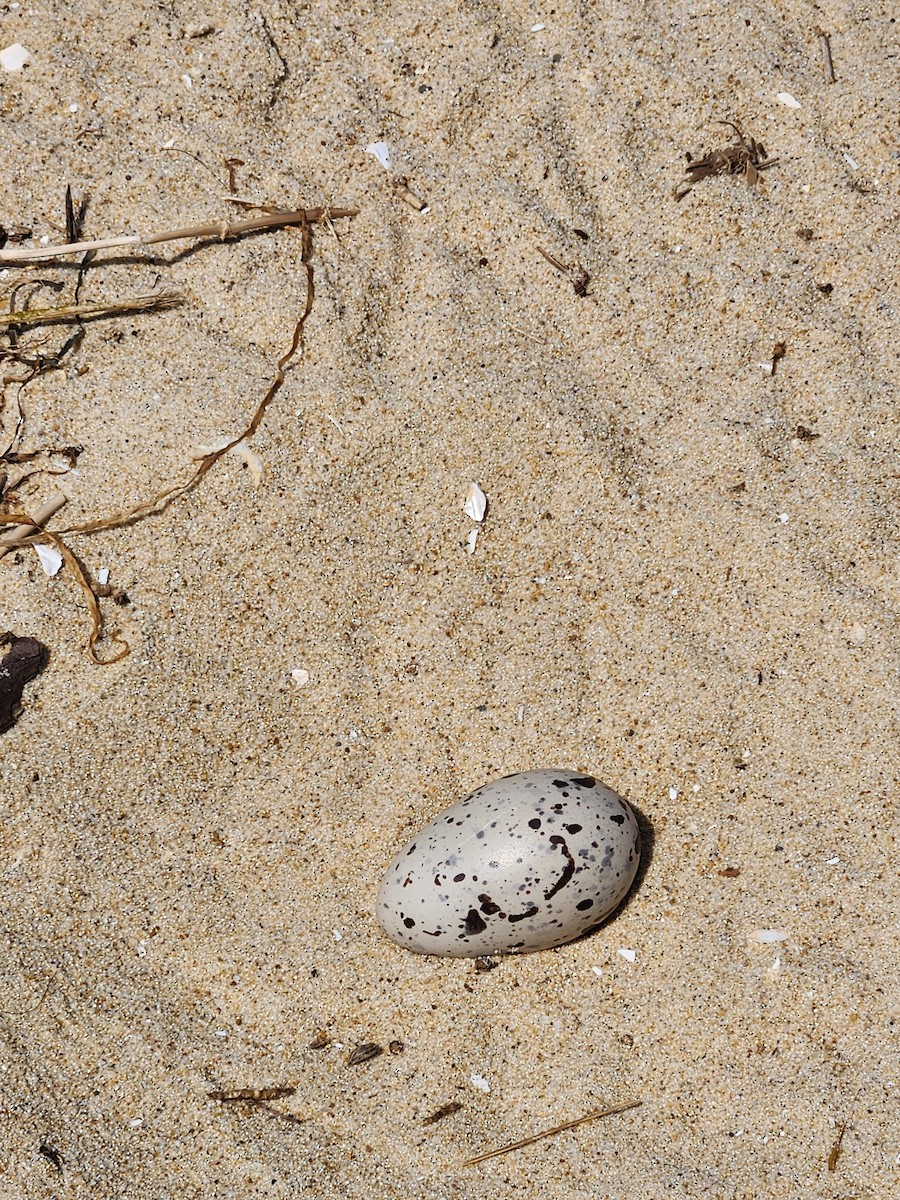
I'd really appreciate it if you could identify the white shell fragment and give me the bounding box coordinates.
[463,481,487,522]
[365,141,391,169]
[0,44,31,72]
[777,91,802,109]
[376,769,641,957]
[33,543,63,577]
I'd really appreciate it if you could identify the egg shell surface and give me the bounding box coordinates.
[376,769,641,957]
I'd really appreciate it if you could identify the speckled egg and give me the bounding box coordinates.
[376,770,641,957]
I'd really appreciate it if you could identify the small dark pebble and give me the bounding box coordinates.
[38,1141,64,1175]
[388,1040,404,1055]
[474,957,499,973]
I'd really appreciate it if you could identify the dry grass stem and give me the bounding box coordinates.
[827,1121,846,1171]
[0,290,184,330]
[460,1098,642,1167]
[537,245,591,296]
[208,1086,297,1102]
[816,28,836,82]
[0,491,68,559]
[0,205,359,264]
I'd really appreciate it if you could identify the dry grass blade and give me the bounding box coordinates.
[0,205,358,264]
[827,1121,846,1171]
[0,290,184,330]
[459,1098,642,1167]
[208,1086,297,1102]
[816,27,836,83]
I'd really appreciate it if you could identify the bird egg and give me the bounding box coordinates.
[376,769,641,957]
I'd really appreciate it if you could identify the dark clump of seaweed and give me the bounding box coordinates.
[675,122,778,200]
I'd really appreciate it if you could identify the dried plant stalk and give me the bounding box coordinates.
[0,206,359,264]
[0,290,183,330]
[0,491,68,559]
[460,1098,642,1167]
[54,216,317,547]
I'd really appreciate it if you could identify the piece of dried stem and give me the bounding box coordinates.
[0,205,359,264]
[0,491,68,559]
[459,1098,642,1167]
[0,290,183,330]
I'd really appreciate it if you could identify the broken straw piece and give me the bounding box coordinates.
[33,544,63,577]
[464,481,487,522]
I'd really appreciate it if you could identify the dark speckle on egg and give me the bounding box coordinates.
[376,769,641,957]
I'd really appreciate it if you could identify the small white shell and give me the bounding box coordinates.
[376,769,641,957]
[463,481,487,522]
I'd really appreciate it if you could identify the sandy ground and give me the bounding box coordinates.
[1,1,897,1197]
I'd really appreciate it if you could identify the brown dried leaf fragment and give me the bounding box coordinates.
[675,122,778,200]
[796,425,821,441]
[422,1101,463,1126]
[0,632,46,732]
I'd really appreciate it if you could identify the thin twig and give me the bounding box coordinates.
[0,491,68,559]
[827,1121,846,1171]
[815,27,836,83]
[208,1087,296,1102]
[0,206,359,264]
[459,1098,642,1167]
[0,290,184,330]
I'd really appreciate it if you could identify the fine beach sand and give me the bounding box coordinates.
[1,2,897,1196]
